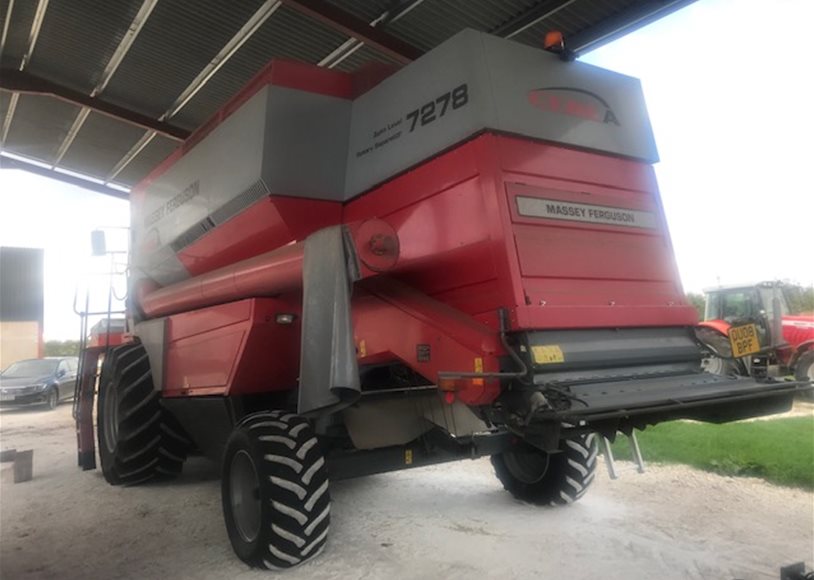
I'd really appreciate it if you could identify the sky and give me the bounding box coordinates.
[1,0,812,340]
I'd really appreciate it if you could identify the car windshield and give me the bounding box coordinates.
[1,359,59,378]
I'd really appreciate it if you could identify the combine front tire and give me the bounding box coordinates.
[222,411,331,570]
[492,434,598,505]
[97,342,190,485]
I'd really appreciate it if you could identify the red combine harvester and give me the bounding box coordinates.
[74,30,808,569]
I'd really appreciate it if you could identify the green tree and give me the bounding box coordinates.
[686,292,706,319]
[784,283,814,314]
[44,340,80,357]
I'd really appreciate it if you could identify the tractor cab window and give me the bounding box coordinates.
[759,287,788,321]
[706,289,759,322]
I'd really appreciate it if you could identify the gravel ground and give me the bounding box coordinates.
[1,404,812,580]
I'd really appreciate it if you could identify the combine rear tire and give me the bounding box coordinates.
[222,411,331,570]
[97,342,190,485]
[492,434,597,505]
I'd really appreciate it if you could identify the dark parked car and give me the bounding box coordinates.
[0,357,78,410]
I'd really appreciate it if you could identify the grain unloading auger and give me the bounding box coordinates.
[75,30,808,569]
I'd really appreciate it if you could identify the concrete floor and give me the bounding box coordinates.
[1,404,812,580]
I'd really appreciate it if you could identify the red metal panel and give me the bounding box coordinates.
[495,135,658,193]
[782,315,814,350]
[163,298,300,397]
[177,196,341,276]
[146,131,699,405]
[143,244,304,319]
[513,224,674,281]
[354,278,502,405]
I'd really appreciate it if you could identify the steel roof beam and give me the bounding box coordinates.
[19,0,48,71]
[568,0,698,54]
[162,0,282,120]
[318,0,427,69]
[52,0,158,167]
[105,130,156,183]
[0,0,15,59]
[1,154,129,199]
[491,0,577,39]
[1,92,19,147]
[0,69,190,140]
[282,0,423,64]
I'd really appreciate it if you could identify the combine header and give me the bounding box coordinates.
[75,30,806,569]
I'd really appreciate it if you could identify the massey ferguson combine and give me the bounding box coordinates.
[74,30,807,569]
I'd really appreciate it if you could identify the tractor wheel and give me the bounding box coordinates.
[699,331,741,376]
[491,433,598,505]
[794,351,814,399]
[97,342,191,485]
[222,411,331,570]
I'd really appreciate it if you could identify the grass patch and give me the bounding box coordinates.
[611,416,814,489]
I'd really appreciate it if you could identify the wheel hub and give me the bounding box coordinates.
[230,450,261,543]
[503,446,551,484]
[702,356,725,375]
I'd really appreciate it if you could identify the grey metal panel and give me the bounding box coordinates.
[261,86,351,200]
[132,88,269,285]
[345,29,658,195]
[3,94,80,163]
[526,327,701,374]
[112,133,177,187]
[25,0,144,94]
[58,111,149,177]
[345,30,495,195]
[298,226,361,417]
[482,31,659,161]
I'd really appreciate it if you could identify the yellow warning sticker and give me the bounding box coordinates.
[532,345,565,364]
[473,357,484,386]
[405,449,413,465]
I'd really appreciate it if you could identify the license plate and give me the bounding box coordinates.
[729,323,761,358]
[0,394,14,402]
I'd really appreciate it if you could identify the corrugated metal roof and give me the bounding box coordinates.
[25,0,144,94]
[0,0,37,68]
[112,133,177,187]
[100,0,269,120]
[170,5,348,129]
[0,0,698,195]
[58,111,148,177]
[388,0,538,50]
[4,94,78,163]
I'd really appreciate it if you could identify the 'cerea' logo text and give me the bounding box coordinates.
[528,87,620,126]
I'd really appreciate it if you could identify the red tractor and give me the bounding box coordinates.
[73,31,808,569]
[698,281,814,383]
